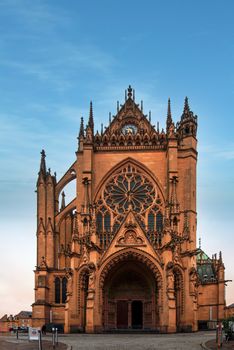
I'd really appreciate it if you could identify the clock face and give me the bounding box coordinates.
[122,124,137,135]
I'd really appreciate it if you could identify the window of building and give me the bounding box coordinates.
[55,277,60,304]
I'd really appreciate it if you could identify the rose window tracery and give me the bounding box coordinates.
[103,166,156,215]
[95,164,164,250]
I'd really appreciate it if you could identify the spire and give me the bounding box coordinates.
[184,96,190,112]
[166,98,173,133]
[60,191,65,211]
[39,149,46,176]
[79,117,84,138]
[181,96,190,120]
[88,101,94,134]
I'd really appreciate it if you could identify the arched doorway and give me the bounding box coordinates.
[102,258,160,331]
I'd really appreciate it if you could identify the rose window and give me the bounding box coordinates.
[103,167,156,215]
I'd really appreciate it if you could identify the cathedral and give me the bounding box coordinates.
[32,86,226,333]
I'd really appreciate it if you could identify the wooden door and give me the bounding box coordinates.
[117,300,128,329]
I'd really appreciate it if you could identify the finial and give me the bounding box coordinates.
[79,116,84,138]
[149,110,151,123]
[117,100,119,112]
[39,149,46,175]
[88,101,94,134]
[183,96,190,113]
[166,98,173,133]
[60,191,66,211]
[157,122,159,133]
[127,85,133,99]
[125,90,127,102]
[199,237,201,249]
[109,112,111,124]
[133,89,135,101]
[141,100,143,112]
[101,123,103,135]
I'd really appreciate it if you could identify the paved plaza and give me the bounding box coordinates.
[0,331,215,350]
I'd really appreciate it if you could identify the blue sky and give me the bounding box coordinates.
[0,0,233,315]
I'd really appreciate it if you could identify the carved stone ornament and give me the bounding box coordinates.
[117,230,144,246]
[81,244,90,265]
[66,269,73,297]
[39,256,48,269]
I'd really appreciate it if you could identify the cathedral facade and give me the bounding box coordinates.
[32,86,225,333]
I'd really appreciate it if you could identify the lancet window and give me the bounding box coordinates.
[54,276,67,304]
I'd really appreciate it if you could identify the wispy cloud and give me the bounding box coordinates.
[199,142,234,160]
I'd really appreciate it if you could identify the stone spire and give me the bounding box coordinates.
[88,101,94,134]
[181,96,190,120]
[79,116,84,138]
[39,149,46,176]
[166,98,173,134]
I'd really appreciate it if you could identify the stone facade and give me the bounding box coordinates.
[32,86,226,333]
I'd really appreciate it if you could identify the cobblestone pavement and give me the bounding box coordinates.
[0,332,215,350]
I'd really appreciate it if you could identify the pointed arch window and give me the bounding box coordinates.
[104,212,111,232]
[62,277,67,303]
[156,212,163,232]
[97,212,103,232]
[55,277,60,304]
[148,211,155,231]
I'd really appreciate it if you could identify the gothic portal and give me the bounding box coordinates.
[32,86,226,333]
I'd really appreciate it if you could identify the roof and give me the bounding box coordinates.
[196,249,211,263]
[226,303,234,309]
[196,249,217,284]
[15,311,32,318]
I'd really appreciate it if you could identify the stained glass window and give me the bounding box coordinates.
[96,164,164,240]
[156,212,163,232]
[148,211,155,231]
[104,167,156,215]
[97,212,103,232]
[104,212,111,232]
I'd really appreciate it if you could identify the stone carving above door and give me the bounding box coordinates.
[116,229,145,246]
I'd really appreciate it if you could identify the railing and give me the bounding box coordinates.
[97,227,163,251]
[77,227,163,251]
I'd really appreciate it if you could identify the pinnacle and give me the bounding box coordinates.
[166,98,173,133]
[79,116,84,137]
[39,149,46,176]
[88,101,94,134]
[127,85,133,99]
[184,96,190,113]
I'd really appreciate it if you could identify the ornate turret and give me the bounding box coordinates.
[177,97,198,138]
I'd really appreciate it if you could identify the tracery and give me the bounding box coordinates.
[95,164,164,244]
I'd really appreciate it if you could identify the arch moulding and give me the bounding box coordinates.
[94,157,165,203]
[98,247,163,289]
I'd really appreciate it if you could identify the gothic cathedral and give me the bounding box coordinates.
[32,86,225,333]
